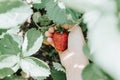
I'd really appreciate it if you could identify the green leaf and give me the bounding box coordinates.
[116,0,120,12]
[26,28,41,50]
[6,26,20,35]
[33,76,47,80]
[82,63,113,80]
[51,68,66,80]
[80,22,87,32]
[30,57,50,69]
[33,0,49,9]
[22,28,43,57]
[0,0,33,29]
[0,26,21,38]
[0,29,7,35]
[33,12,41,23]
[83,43,93,61]
[0,26,23,48]
[3,75,25,80]
[46,0,80,25]
[39,15,51,26]
[10,34,23,49]
[0,0,23,14]
[0,34,21,55]
[46,0,67,25]
[53,62,65,72]
[11,63,19,73]
[0,55,19,71]
[0,68,14,78]
[33,3,45,9]
[32,0,41,4]
[66,8,81,23]
[7,26,23,48]
[20,57,50,78]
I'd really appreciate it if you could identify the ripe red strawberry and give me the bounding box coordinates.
[53,31,68,52]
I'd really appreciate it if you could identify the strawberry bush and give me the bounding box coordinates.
[0,0,120,80]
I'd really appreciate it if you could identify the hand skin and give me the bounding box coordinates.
[45,24,89,80]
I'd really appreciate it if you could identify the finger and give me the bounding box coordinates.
[45,31,52,37]
[47,37,54,47]
[48,27,55,33]
[62,24,70,30]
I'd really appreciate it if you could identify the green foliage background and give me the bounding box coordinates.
[0,0,120,80]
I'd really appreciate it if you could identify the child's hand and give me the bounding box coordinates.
[45,24,89,69]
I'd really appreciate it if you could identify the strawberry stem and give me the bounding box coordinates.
[55,25,68,33]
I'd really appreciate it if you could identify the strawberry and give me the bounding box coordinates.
[53,31,68,52]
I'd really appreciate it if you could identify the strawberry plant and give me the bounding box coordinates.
[0,28,50,79]
[0,0,120,80]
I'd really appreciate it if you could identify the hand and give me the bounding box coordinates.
[45,24,89,68]
[45,24,89,80]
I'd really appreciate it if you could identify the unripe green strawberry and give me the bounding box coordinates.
[53,31,68,52]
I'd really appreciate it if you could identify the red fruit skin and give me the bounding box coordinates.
[53,32,68,52]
